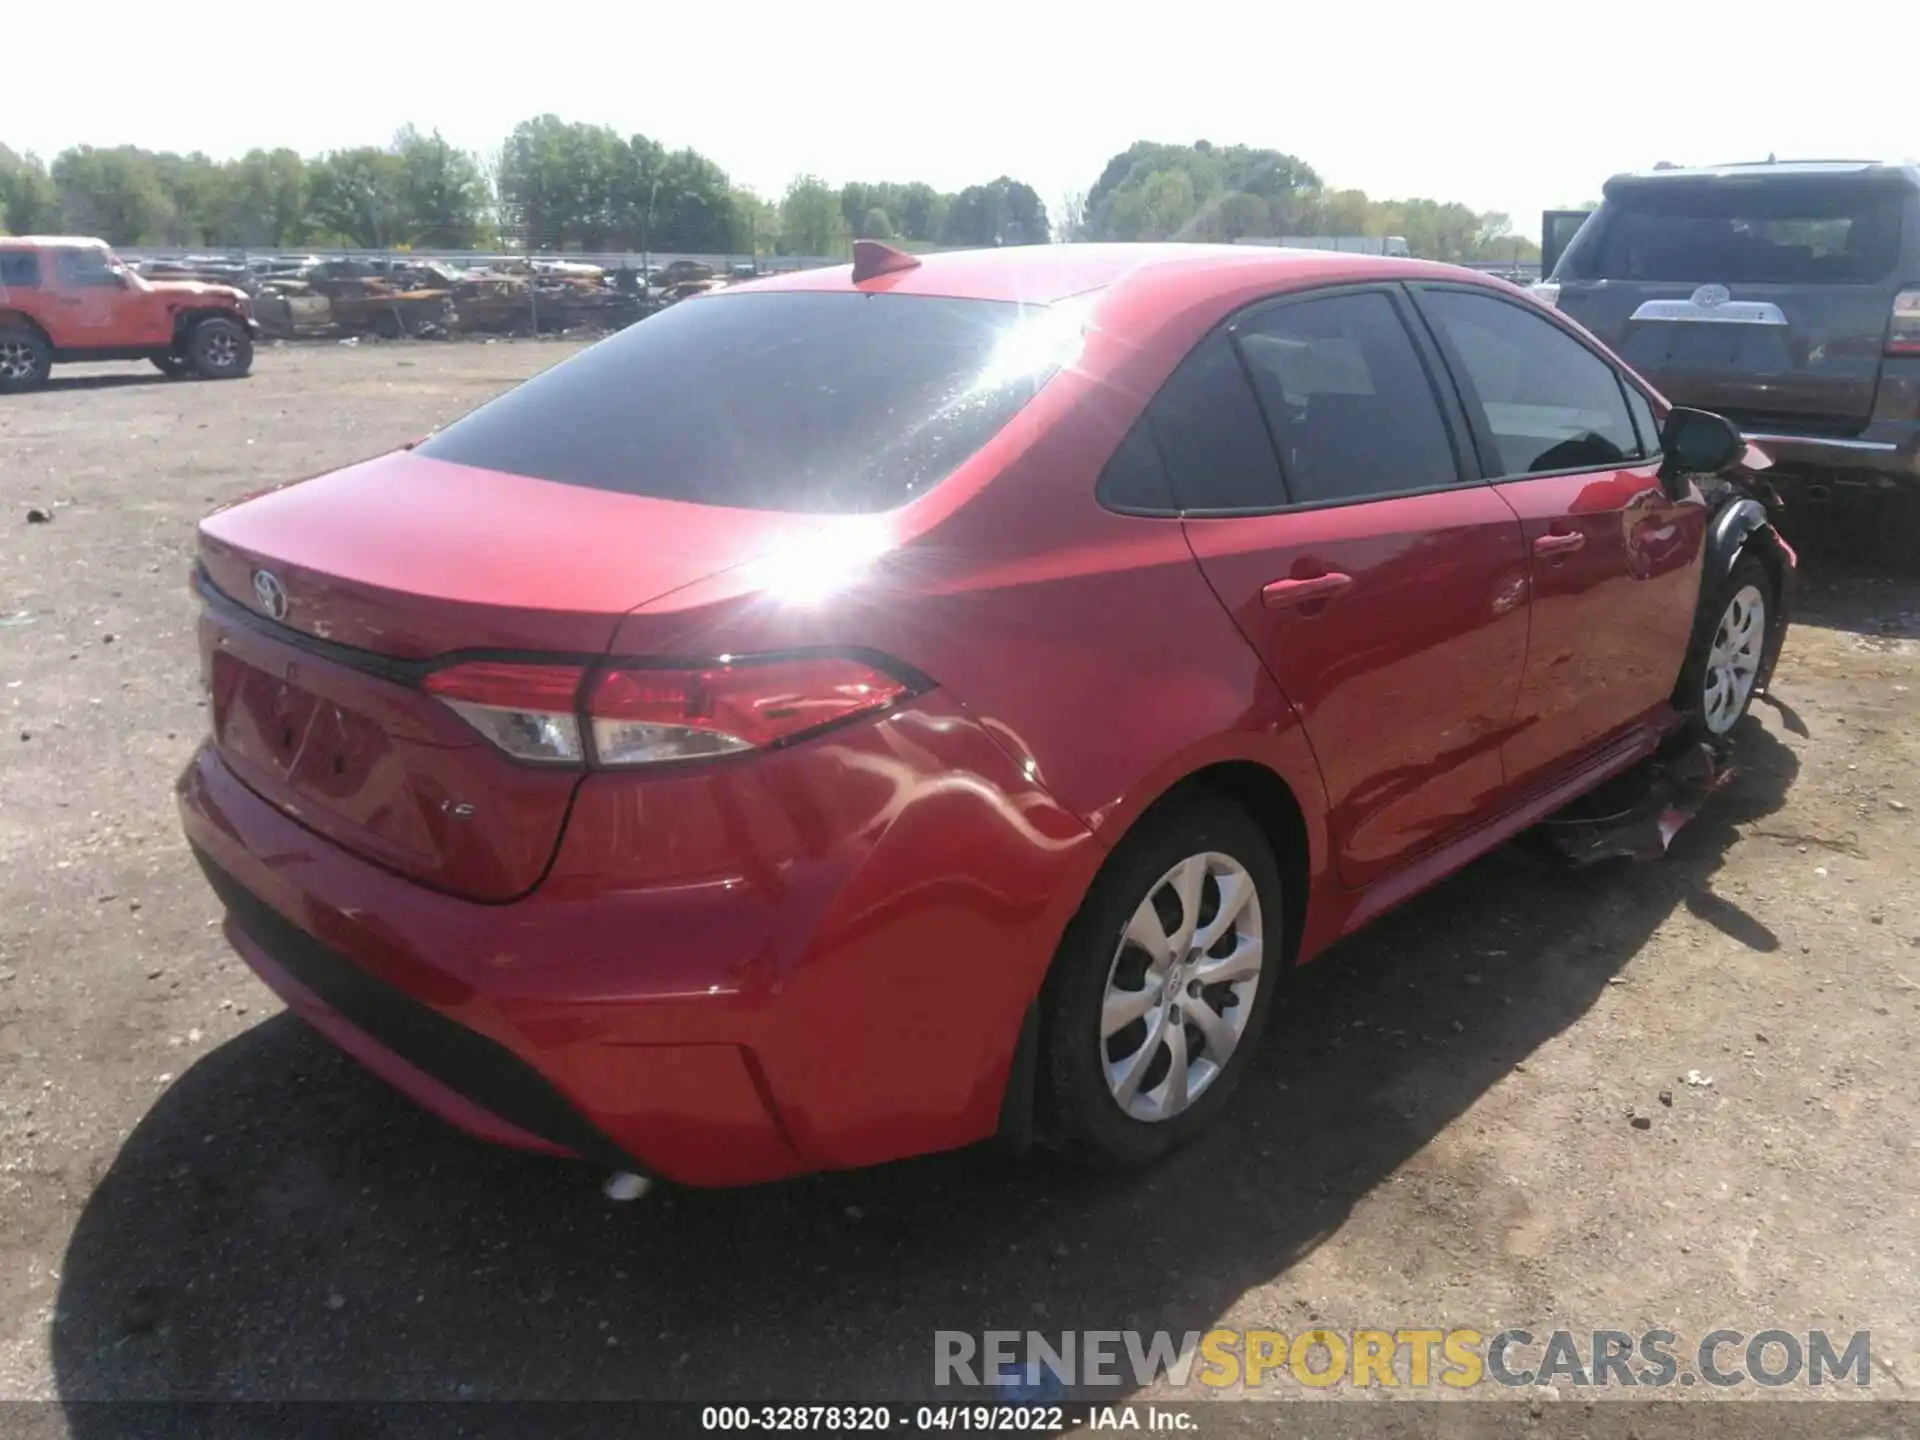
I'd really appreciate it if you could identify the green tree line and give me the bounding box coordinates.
[3,128,1536,263]
[1063,140,1539,261]
[0,123,1053,258]
[1,129,495,250]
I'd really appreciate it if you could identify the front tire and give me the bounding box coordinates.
[1040,795,1283,1168]
[187,317,253,379]
[1680,554,1771,740]
[0,328,52,393]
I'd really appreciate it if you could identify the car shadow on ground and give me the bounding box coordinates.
[50,721,1799,1416]
[36,373,174,394]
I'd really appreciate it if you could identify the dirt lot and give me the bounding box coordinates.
[1,343,1916,1427]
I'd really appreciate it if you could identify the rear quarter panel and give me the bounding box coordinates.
[595,350,1336,1162]
[604,291,1338,940]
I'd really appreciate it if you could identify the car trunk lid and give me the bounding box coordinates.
[196,449,817,901]
[194,289,1071,901]
[1560,280,1894,433]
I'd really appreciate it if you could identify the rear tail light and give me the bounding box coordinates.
[423,662,588,765]
[588,657,910,765]
[1889,289,1920,356]
[423,655,915,769]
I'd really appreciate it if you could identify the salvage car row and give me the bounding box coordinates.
[0,237,735,392]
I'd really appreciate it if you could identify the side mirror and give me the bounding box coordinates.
[1659,407,1743,492]
[113,271,130,289]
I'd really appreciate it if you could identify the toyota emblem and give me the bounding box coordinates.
[252,569,289,621]
[1690,283,1731,308]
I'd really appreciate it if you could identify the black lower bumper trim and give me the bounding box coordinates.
[191,845,642,1175]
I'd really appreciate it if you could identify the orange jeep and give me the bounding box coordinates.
[0,236,257,393]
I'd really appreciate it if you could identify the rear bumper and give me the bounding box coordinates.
[198,849,637,1170]
[1745,423,1920,483]
[187,836,806,1186]
[177,743,818,1185]
[175,697,1096,1186]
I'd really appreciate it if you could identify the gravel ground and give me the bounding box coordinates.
[0,343,1915,1429]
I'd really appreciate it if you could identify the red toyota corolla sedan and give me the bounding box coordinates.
[178,242,1795,1186]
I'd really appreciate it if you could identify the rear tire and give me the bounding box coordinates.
[1040,795,1284,1169]
[187,316,252,380]
[0,328,51,393]
[1677,554,1772,741]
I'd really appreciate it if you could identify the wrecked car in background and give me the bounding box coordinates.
[129,251,668,341]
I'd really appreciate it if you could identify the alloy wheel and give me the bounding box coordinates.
[0,339,38,382]
[204,329,240,369]
[1099,851,1263,1123]
[1703,583,1766,736]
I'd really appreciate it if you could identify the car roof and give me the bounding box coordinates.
[0,235,111,250]
[1609,159,1920,185]
[716,242,1506,307]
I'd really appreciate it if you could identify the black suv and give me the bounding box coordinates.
[1538,161,1920,507]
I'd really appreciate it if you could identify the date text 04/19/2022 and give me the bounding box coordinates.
[697,1404,1197,1432]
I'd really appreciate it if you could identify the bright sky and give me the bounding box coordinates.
[15,0,1911,242]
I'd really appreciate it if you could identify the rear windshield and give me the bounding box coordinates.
[417,290,1067,514]
[1580,179,1907,285]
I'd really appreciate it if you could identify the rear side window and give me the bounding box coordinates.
[0,252,39,288]
[1580,179,1906,285]
[1096,425,1177,513]
[1132,332,1286,511]
[1419,289,1640,477]
[417,292,1068,514]
[1235,291,1459,505]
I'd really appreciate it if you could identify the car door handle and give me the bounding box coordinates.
[1533,532,1586,556]
[1262,572,1353,609]
[57,297,83,306]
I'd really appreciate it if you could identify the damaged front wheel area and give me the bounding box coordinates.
[1682,554,1774,744]
[1530,737,1738,866]
[1528,553,1777,867]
